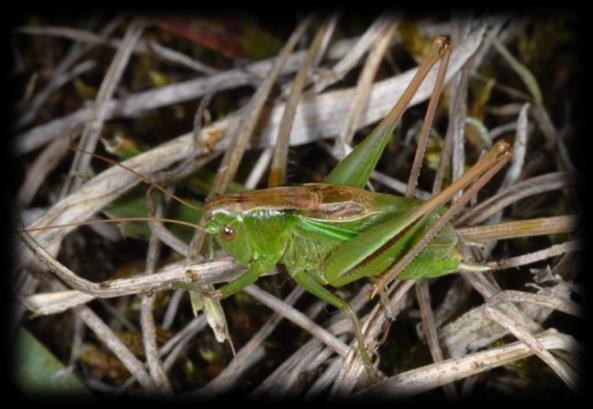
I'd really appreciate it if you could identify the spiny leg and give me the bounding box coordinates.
[289,268,373,371]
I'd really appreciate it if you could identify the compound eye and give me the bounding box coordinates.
[221,225,235,241]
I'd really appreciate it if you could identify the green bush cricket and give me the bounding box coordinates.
[201,142,510,370]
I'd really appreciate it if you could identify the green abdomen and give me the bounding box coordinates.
[281,192,461,285]
[281,229,340,284]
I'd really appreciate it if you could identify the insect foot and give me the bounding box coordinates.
[358,349,386,387]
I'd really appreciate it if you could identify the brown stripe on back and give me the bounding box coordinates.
[301,183,377,221]
[203,183,377,221]
[203,186,318,217]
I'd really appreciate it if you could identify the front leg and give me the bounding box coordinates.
[216,255,277,299]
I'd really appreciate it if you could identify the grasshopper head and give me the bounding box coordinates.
[205,212,254,265]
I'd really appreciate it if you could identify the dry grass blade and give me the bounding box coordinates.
[18,25,127,47]
[487,290,584,318]
[245,147,273,189]
[463,272,542,332]
[484,305,579,391]
[492,37,543,105]
[141,292,173,392]
[16,17,123,128]
[160,316,207,359]
[17,60,97,129]
[333,18,398,157]
[431,277,472,328]
[24,290,95,316]
[14,35,359,155]
[474,102,532,255]
[500,103,530,190]
[313,13,396,94]
[254,285,374,396]
[145,40,219,74]
[448,264,576,385]
[77,306,154,389]
[331,280,415,395]
[17,24,218,75]
[249,341,319,397]
[269,19,330,187]
[438,280,572,360]
[455,172,571,226]
[17,136,70,207]
[22,258,262,317]
[243,285,351,358]
[64,20,145,195]
[313,12,340,66]
[486,240,582,271]
[415,281,457,397]
[20,136,202,264]
[140,203,173,393]
[203,15,309,195]
[440,19,473,200]
[18,228,240,300]
[356,330,578,397]
[198,287,305,395]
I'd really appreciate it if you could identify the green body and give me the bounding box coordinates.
[204,183,461,310]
